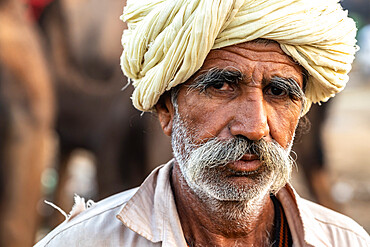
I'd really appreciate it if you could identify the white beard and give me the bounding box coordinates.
[171,108,295,203]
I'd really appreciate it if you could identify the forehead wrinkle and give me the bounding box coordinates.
[217,46,292,64]
[203,57,242,68]
[205,50,301,78]
[226,41,285,53]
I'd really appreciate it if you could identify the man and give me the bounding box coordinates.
[36,0,369,246]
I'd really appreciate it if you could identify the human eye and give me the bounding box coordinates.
[209,81,234,91]
[189,68,241,96]
[264,77,304,102]
[191,80,235,97]
[265,84,288,97]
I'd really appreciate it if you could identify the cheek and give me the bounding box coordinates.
[267,103,301,148]
[179,96,230,140]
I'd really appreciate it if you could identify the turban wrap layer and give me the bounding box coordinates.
[120,0,357,114]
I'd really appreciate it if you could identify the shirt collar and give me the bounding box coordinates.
[117,159,187,246]
[117,160,331,246]
[277,184,332,246]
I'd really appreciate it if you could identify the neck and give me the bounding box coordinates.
[171,163,275,247]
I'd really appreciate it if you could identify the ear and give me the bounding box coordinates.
[155,93,175,136]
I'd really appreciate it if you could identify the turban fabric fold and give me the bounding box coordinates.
[120,0,357,114]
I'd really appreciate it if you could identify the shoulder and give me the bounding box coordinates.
[35,188,140,247]
[299,198,369,246]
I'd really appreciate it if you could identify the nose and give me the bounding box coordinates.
[228,95,269,141]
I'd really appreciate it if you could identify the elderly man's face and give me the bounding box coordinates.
[158,41,304,202]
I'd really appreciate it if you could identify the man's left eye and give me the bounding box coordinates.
[266,86,287,96]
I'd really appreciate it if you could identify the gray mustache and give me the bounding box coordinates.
[190,136,268,168]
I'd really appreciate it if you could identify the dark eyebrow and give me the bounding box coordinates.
[187,67,243,93]
[269,76,306,104]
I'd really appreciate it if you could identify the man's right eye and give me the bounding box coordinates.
[211,82,232,90]
[212,82,224,89]
[190,68,242,95]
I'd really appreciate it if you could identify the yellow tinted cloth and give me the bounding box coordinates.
[120,0,357,114]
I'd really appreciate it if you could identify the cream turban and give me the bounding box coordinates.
[120,0,357,114]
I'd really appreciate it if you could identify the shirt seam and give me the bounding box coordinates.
[44,203,125,246]
[161,171,170,244]
[117,205,156,242]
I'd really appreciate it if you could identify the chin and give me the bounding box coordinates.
[191,173,276,202]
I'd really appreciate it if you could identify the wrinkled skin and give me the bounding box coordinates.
[156,41,304,246]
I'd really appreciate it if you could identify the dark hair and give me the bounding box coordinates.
[293,115,311,144]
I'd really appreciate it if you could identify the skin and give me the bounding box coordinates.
[156,41,304,246]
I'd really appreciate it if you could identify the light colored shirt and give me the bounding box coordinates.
[35,160,370,247]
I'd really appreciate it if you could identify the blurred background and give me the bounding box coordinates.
[0,0,369,246]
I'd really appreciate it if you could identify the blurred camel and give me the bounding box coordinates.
[0,0,55,246]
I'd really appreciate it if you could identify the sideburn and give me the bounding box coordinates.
[293,115,311,144]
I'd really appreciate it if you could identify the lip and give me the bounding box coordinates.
[226,154,261,173]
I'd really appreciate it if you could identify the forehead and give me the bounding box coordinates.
[197,41,304,87]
